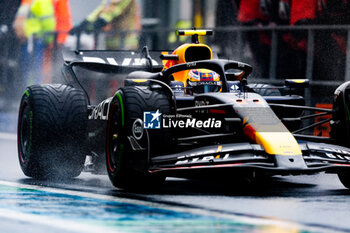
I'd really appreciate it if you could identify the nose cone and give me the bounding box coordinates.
[255,131,302,156]
[239,93,302,156]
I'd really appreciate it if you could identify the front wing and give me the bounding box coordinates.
[149,142,350,176]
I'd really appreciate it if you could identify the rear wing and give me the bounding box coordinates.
[63,50,172,71]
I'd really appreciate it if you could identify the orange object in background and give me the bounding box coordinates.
[314,103,333,137]
[42,0,72,83]
[53,0,72,44]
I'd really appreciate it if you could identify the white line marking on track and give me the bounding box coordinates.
[0,132,16,141]
[0,180,338,233]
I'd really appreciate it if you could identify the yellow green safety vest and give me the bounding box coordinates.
[86,0,141,50]
[18,0,56,41]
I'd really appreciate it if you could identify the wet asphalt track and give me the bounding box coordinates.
[1,131,350,233]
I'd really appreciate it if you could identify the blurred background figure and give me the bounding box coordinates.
[0,0,21,107]
[281,0,350,81]
[42,0,73,83]
[70,0,141,50]
[313,0,350,81]
[214,0,239,59]
[13,0,56,90]
[280,0,316,80]
[69,0,142,102]
[274,0,308,80]
[237,0,273,78]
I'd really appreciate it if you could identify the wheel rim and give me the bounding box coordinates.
[107,102,123,173]
[110,113,119,172]
[19,103,31,163]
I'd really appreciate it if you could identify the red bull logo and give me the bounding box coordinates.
[200,72,214,81]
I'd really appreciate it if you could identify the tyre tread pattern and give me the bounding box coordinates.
[123,86,173,154]
[20,84,88,179]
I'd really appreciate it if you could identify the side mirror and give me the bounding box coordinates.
[285,79,310,88]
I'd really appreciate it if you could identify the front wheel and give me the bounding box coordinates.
[106,87,173,189]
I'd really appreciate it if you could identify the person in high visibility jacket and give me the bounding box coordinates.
[14,0,55,43]
[70,0,141,50]
[0,0,21,101]
[13,0,56,88]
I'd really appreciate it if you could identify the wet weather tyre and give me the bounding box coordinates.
[106,86,172,189]
[248,83,281,96]
[17,84,88,179]
[338,172,350,189]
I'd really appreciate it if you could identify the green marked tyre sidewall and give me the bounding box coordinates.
[18,89,35,172]
[107,92,125,177]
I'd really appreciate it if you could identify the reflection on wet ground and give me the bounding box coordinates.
[1,125,348,233]
[0,183,317,233]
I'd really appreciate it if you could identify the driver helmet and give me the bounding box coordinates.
[186,69,221,94]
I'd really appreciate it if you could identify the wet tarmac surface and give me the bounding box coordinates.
[1,133,350,232]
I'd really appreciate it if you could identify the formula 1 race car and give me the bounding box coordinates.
[18,29,350,190]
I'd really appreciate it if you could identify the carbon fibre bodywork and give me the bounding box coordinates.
[59,41,350,188]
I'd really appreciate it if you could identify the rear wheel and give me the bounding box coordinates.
[106,86,173,189]
[17,84,88,179]
[338,172,350,189]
